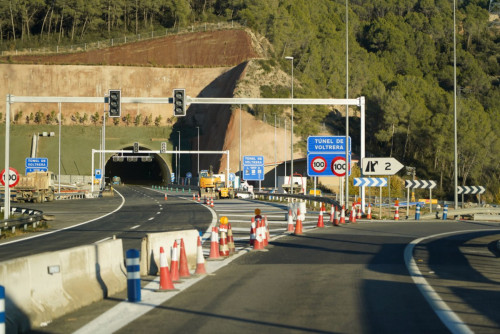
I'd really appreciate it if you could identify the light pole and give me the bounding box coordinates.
[285,56,294,193]
[177,131,181,184]
[453,0,458,210]
[239,104,242,187]
[274,113,277,190]
[345,0,350,209]
[196,126,200,185]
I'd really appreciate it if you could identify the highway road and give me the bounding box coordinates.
[3,186,499,333]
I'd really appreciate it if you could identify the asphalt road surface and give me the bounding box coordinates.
[19,188,500,334]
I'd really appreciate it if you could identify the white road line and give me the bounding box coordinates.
[148,217,154,221]
[156,212,161,215]
[94,237,111,244]
[403,229,500,334]
[130,225,141,230]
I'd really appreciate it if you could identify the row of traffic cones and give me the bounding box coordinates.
[158,236,207,291]
[208,220,237,260]
[249,216,272,250]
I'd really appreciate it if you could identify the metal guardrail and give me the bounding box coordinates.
[0,206,45,234]
[253,191,342,209]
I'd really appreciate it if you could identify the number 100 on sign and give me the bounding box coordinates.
[307,153,351,177]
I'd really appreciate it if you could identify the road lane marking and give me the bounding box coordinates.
[94,237,111,244]
[130,225,141,230]
[148,217,154,221]
[403,229,500,334]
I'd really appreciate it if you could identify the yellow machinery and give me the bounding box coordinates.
[199,167,221,197]
[215,181,235,199]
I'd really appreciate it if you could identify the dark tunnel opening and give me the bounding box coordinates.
[104,148,170,185]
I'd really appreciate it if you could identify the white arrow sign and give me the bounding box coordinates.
[361,157,404,176]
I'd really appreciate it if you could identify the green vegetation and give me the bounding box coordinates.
[0,124,173,175]
[1,0,499,201]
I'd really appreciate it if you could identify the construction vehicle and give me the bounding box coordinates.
[215,181,235,199]
[13,171,56,203]
[199,167,221,197]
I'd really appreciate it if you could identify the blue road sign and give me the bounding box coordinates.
[25,157,48,174]
[307,136,351,153]
[307,153,351,177]
[243,166,264,181]
[228,173,235,181]
[353,177,387,187]
[186,172,192,178]
[243,155,264,166]
[95,169,102,179]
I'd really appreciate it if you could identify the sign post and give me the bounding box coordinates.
[243,156,264,191]
[405,180,437,216]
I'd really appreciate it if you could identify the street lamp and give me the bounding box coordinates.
[177,131,181,184]
[285,56,294,193]
[453,0,458,210]
[196,126,200,185]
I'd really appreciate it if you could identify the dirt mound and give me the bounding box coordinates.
[5,29,259,67]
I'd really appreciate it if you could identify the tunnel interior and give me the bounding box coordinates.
[105,146,170,185]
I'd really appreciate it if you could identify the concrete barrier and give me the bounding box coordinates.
[140,229,199,276]
[474,214,500,222]
[0,239,126,332]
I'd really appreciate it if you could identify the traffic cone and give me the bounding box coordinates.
[170,240,180,282]
[197,194,201,203]
[334,207,340,226]
[158,247,175,291]
[356,204,362,219]
[210,197,214,208]
[249,218,256,246]
[179,238,191,278]
[193,194,196,200]
[350,204,357,223]
[263,216,269,246]
[287,208,294,232]
[329,205,335,224]
[253,220,264,250]
[339,205,346,224]
[367,203,372,220]
[208,227,220,259]
[164,193,168,201]
[394,200,400,221]
[294,208,303,235]
[227,223,236,254]
[194,236,207,275]
[317,204,325,228]
[219,229,229,257]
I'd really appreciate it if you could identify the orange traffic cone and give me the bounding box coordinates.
[287,208,294,232]
[158,247,175,291]
[164,193,168,201]
[339,205,346,224]
[367,203,372,220]
[210,197,214,208]
[170,240,180,282]
[394,200,400,220]
[179,238,191,278]
[249,218,256,246]
[197,194,201,203]
[253,220,264,250]
[193,194,196,200]
[263,216,269,246]
[356,204,362,219]
[294,208,303,235]
[329,205,335,224]
[208,227,220,260]
[227,223,236,254]
[334,207,340,226]
[219,229,229,257]
[317,204,325,228]
[350,205,357,223]
[194,236,207,275]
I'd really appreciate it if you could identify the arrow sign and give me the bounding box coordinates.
[361,157,404,176]
[354,178,387,187]
[405,180,437,189]
[458,186,485,195]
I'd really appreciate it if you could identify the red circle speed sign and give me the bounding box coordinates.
[0,167,20,187]
[331,156,350,177]
[310,156,327,173]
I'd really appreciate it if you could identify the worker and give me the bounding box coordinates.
[254,208,262,221]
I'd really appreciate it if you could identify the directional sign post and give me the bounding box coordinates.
[405,180,437,215]
[354,178,387,219]
[361,157,403,176]
[25,157,48,174]
[458,186,485,207]
[243,156,264,191]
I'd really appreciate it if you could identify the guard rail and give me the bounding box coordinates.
[0,206,45,235]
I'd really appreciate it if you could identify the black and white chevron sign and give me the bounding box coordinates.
[405,180,437,189]
[457,186,485,195]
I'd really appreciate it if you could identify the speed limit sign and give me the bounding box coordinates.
[310,156,327,174]
[0,167,20,187]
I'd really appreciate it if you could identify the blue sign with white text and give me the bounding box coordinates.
[243,155,264,166]
[307,136,351,153]
[243,166,264,181]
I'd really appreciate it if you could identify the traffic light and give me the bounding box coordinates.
[109,90,121,117]
[133,142,139,153]
[173,89,186,116]
[160,142,167,153]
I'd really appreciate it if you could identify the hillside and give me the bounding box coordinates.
[1,28,303,179]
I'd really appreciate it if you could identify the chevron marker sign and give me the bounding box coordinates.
[354,178,387,187]
[457,186,485,195]
[405,180,437,189]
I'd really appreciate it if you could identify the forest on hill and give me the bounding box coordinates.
[1,0,499,201]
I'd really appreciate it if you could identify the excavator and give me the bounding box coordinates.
[199,166,234,199]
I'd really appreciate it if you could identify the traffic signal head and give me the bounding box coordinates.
[160,142,167,153]
[133,142,139,153]
[109,90,121,117]
[173,89,186,116]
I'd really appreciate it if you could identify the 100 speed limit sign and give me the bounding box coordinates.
[310,156,327,173]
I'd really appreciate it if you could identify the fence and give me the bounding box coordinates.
[1,21,245,57]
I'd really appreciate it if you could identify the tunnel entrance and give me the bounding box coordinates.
[104,146,170,185]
